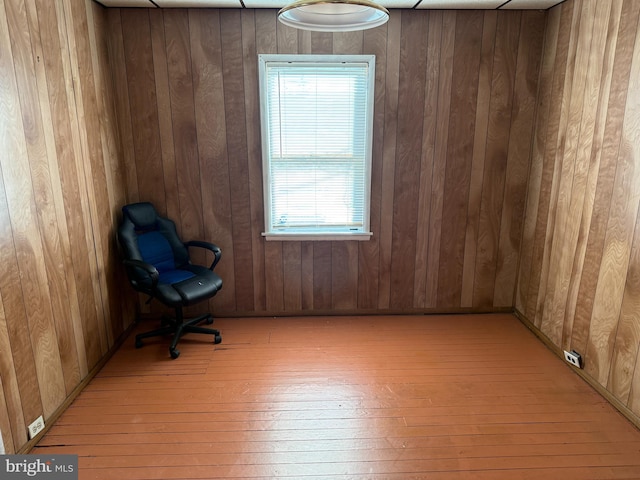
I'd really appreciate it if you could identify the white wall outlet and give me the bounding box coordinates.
[564,350,582,368]
[28,415,45,439]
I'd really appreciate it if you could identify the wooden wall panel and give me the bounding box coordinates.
[389,12,428,309]
[461,11,496,308]
[0,174,33,450]
[426,11,455,309]
[1,0,66,421]
[377,12,400,310]
[0,0,131,453]
[109,8,544,318]
[189,9,236,312]
[8,0,640,453]
[494,11,545,307]
[516,0,640,422]
[472,11,519,308]
[357,25,386,310]
[515,7,559,315]
[220,9,255,312]
[437,11,483,308]
[241,9,267,313]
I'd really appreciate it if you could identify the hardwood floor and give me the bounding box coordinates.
[32,314,640,479]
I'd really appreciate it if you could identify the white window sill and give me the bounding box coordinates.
[262,232,373,242]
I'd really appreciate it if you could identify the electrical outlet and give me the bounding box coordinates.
[564,350,582,368]
[28,415,45,439]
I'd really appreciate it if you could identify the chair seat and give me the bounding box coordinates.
[155,266,222,307]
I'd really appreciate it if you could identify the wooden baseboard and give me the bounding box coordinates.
[209,306,515,319]
[513,309,640,431]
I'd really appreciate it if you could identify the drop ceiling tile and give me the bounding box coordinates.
[93,0,563,10]
[415,0,503,8]
[153,0,241,6]
[243,0,286,7]
[377,0,420,7]
[499,0,564,9]
[94,0,156,6]
[244,1,418,8]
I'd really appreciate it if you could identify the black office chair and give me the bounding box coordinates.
[118,202,223,359]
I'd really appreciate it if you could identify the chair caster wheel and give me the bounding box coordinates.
[205,317,214,325]
[135,338,143,349]
[170,348,180,359]
[214,335,222,345]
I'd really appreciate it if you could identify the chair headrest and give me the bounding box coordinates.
[122,202,159,231]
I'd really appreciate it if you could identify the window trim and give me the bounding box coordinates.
[258,54,375,241]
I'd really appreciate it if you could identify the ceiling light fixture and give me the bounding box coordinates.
[278,0,389,32]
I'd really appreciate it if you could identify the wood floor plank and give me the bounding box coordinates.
[33,314,640,479]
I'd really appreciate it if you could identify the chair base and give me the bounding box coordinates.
[135,312,221,359]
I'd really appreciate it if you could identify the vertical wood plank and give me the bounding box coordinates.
[460,11,497,308]
[261,10,284,313]
[473,11,519,308]
[437,11,483,308]
[106,9,138,204]
[515,6,560,314]
[560,0,616,347]
[377,11,401,310]
[413,11,441,309]
[494,11,545,308]
[631,337,640,413]
[0,163,41,434]
[585,18,640,385]
[332,242,358,310]
[189,9,236,312]
[539,0,596,345]
[121,9,164,208]
[37,0,103,368]
[389,11,427,309]
[0,0,65,419]
[310,31,332,54]
[65,0,113,353]
[331,27,362,312]
[357,23,386,310]
[333,30,362,55]
[220,9,254,312]
[571,0,638,356]
[87,0,131,340]
[301,242,314,310]
[283,243,302,312]
[241,8,267,313]
[164,10,204,249]
[609,205,640,404]
[425,11,454,308]
[524,0,575,325]
[313,243,332,311]
[0,374,16,453]
[6,0,81,392]
[149,9,179,222]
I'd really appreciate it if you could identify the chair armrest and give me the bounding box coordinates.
[123,259,159,291]
[185,241,222,271]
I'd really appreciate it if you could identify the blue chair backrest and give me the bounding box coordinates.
[118,203,191,283]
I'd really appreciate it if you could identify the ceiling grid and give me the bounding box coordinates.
[94,0,565,10]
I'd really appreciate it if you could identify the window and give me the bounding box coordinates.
[258,54,375,241]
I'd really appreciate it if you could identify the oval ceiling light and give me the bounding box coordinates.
[278,0,390,32]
